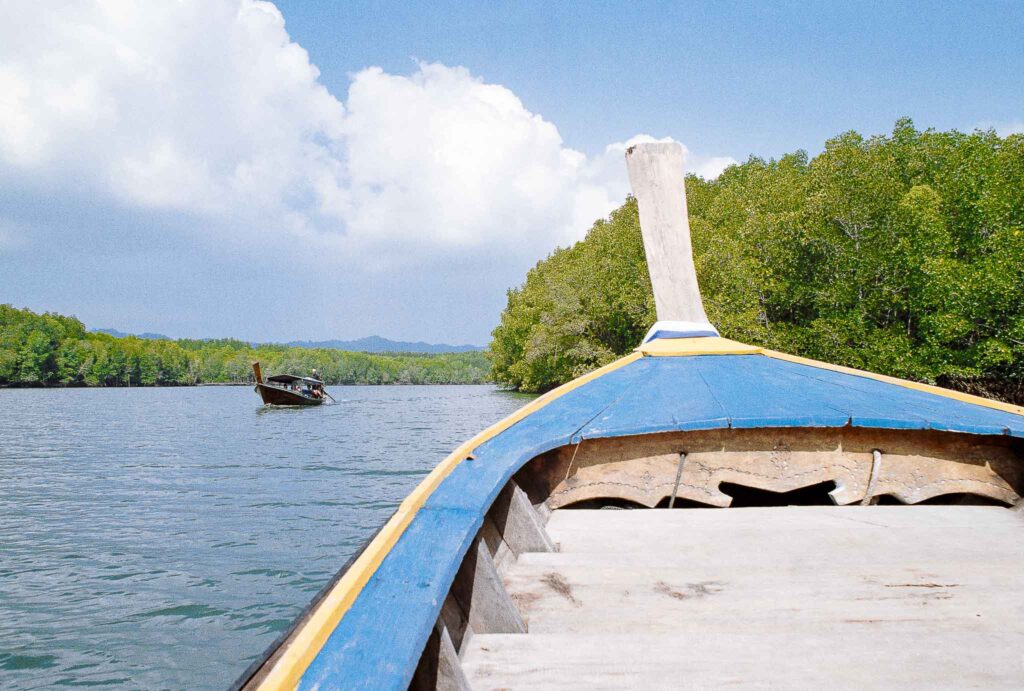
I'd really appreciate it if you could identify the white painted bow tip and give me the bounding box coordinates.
[642,321,719,344]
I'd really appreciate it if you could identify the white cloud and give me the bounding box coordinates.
[995,121,1024,137]
[336,62,599,255]
[0,1,345,225]
[689,155,737,179]
[975,120,1024,138]
[0,0,733,270]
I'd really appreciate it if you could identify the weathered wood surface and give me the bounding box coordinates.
[625,141,713,326]
[504,558,1019,633]
[538,507,1023,568]
[463,629,1022,690]
[451,538,526,635]
[419,482,555,678]
[413,483,558,688]
[461,506,1024,689]
[409,622,472,691]
[488,482,556,557]
[523,428,1024,509]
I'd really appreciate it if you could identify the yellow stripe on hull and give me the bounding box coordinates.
[258,336,1022,689]
[637,336,761,356]
[256,351,644,690]
[761,348,1024,417]
[638,336,1024,417]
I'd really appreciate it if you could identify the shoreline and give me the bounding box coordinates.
[0,381,496,389]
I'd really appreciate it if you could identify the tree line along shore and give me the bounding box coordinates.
[6,120,1021,400]
[489,119,1024,404]
[0,305,490,387]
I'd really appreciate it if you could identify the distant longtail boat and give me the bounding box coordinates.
[252,362,328,406]
[234,143,1024,690]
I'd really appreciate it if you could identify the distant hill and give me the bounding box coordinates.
[94,328,170,340]
[92,328,482,354]
[283,336,484,354]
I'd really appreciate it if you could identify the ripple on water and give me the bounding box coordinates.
[0,384,530,689]
[0,653,59,671]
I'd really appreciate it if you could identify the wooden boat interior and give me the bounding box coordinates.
[407,428,1024,690]
[238,424,1024,690]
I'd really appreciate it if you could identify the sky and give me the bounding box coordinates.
[1,1,1022,345]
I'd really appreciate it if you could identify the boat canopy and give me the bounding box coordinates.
[266,374,323,385]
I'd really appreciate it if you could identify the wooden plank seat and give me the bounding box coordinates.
[460,506,1024,690]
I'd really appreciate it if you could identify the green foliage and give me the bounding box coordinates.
[0,305,490,387]
[490,120,1024,403]
[489,200,656,392]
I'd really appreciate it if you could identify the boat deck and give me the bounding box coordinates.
[462,506,1024,689]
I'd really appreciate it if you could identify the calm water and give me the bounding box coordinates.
[0,385,530,689]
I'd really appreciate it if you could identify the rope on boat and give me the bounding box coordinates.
[563,439,584,483]
[862,449,883,506]
[669,452,687,508]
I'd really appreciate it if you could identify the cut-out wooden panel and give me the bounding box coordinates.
[514,428,1024,509]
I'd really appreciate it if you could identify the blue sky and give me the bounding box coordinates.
[1,1,1022,344]
[275,0,1024,158]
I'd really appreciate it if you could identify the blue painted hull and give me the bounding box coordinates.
[236,345,1024,690]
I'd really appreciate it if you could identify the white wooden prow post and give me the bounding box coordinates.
[625,142,718,342]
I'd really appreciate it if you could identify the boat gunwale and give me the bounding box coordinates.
[240,350,644,689]
[254,382,324,406]
[239,339,1024,689]
[228,521,389,691]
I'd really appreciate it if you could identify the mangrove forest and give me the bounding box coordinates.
[490,119,1024,404]
[0,305,490,387]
